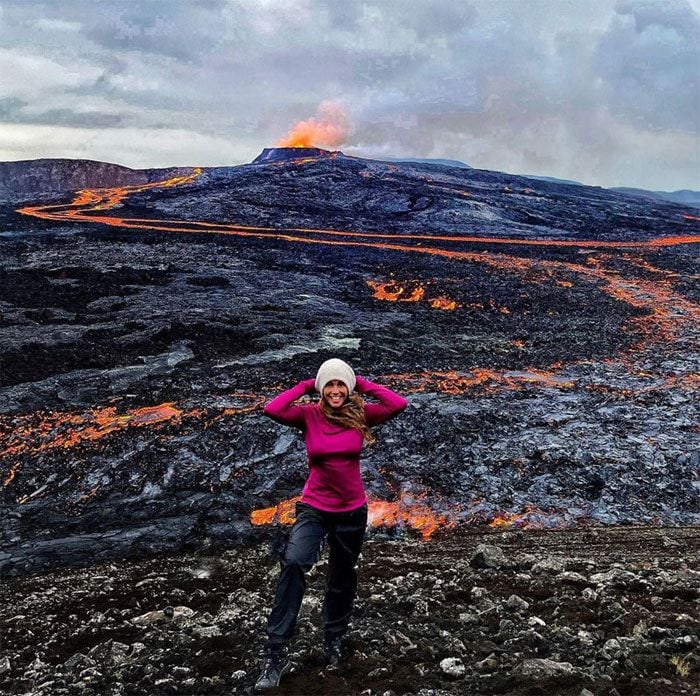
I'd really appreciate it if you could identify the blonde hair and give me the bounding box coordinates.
[319,393,378,446]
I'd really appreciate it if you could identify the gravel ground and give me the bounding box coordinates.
[1,524,698,695]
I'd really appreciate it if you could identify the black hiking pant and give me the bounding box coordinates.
[265,500,368,650]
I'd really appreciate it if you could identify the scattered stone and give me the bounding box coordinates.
[475,653,499,671]
[514,657,578,680]
[132,610,166,625]
[506,594,530,610]
[439,657,466,678]
[192,625,222,638]
[470,544,507,569]
[172,605,195,620]
[532,558,566,574]
[557,571,589,584]
[1,526,697,696]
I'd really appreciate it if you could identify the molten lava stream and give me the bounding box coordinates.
[250,494,596,539]
[0,393,266,495]
[250,494,459,540]
[17,168,700,250]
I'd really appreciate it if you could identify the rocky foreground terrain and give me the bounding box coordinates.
[1,525,698,695]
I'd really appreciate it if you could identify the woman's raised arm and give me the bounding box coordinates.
[263,378,317,429]
[356,375,408,427]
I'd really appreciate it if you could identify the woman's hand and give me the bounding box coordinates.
[354,375,367,393]
[300,378,317,394]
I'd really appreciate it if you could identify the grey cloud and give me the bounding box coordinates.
[0,0,696,189]
[83,1,231,62]
[593,0,700,133]
[15,108,124,129]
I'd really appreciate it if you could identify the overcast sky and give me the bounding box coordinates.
[1,0,698,190]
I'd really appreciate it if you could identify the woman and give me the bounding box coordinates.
[254,358,408,692]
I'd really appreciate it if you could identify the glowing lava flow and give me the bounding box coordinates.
[17,168,699,250]
[250,493,459,540]
[249,493,592,536]
[16,171,699,352]
[0,393,265,492]
[366,495,459,539]
[12,168,700,537]
[380,369,576,395]
[367,279,460,310]
[17,170,203,222]
[1,403,183,465]
[486,504,590,530]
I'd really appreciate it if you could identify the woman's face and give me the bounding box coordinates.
[322,380,349,408]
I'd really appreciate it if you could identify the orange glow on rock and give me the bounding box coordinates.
[380,368,576,396]
[367,495,459,539]
[0,393,266,490]
[429,296,458,310]
[1,402,183,463]
[250,496,301,526]
[367,280,460,311]
[249,493,459,540]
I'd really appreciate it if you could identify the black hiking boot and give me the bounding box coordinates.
[323,634,346,667]
[254,648,292,692]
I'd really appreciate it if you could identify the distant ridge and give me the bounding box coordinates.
[611,186,700,209]
[379,157,471,169]
[521,174,583,187]
[0,158,190,198]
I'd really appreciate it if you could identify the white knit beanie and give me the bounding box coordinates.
[315,358,356,394]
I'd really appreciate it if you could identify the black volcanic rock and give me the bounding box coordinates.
[140,155,695,243]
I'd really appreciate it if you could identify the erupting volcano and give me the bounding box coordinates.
[274,99,350,149]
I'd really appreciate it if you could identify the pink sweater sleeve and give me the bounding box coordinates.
[263,378,316,429]
[357,375,408,426]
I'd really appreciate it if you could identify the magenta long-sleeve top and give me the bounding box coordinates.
[263,375,408,512]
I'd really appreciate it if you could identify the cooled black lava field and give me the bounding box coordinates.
[0,150,698,694]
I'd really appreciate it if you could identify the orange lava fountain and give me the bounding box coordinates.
[275,101,349,148]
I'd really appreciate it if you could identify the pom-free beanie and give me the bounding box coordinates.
[315,358,356,394]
